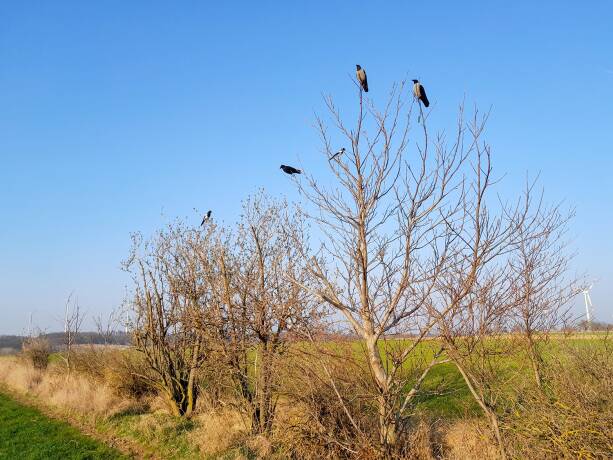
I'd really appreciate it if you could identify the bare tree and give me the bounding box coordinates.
[123,223,212,417]
[289,80,546,457]
[94,308,122,346]
[61,292,84,374]
[202,192,318,434]
[509,196,576,388]
[436,262,518,458]
[290,81,460,452]
[432,178,579,458]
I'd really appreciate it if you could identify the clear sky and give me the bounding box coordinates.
[1,1,611,334]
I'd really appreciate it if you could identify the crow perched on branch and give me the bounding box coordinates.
[412,79,429,107]
[200,210,211,226]
[280,165,301,175]
[330,147,346,161]
[356,65,369,92]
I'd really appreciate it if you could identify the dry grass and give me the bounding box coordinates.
[441,419,500,460]
[0,357,43,392]
[0,355,498,460]
[404,421,436,460]
[188,407,248,456]
[0,357,127,418]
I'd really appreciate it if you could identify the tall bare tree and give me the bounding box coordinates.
[432,179,578,458]
[290,80,546,457]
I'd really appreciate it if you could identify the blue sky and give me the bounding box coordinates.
[0,1,611,334]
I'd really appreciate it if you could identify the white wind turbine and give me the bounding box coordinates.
[583,284,594,326]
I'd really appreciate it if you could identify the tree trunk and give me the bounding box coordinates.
[364,335,396,454]
[378,394,397,458]
[184,340,201,417]
[526,335,543,389]
[164,388,182,417]
[253,341,274,434]
[185,367,198,417]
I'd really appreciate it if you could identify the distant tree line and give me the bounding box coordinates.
[0,331,131,352]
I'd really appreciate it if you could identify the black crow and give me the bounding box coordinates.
[280,165,301,175]
[412,79,429,107]
[201,210,211,226]
[330,147,346,161]
[356,65,369,92]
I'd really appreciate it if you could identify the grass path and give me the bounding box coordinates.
[0,391,126,460]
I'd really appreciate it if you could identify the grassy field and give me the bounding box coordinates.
[0,332,608,459]
[0,391,125,460]
[328,333,610,419]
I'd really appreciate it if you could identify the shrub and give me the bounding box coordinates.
[69,347,155,400]
[278,348,389,459]
[103,351,155,399]
[21,337,51,370]
[504,336,613,458]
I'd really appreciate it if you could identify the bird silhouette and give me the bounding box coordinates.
[201,210,211,226]
[330,147,346,161]
[356,65,369,92]
[412,79,429,107]
[280,165,301,175]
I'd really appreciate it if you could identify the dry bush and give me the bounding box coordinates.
[124,225,212,418]
[277,349,378,459]
[198,193,320,434]
[504,337,613,458]
[66,346,108,379]
[21,336,51,370]
[276,345,440,460]
[69,347,155,399]
[104,352,155,400]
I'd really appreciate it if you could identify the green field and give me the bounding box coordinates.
[0,391,125,460]
[311,334,610,419]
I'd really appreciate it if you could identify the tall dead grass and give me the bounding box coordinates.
[442,419,500,460]
[0,356,43,392]
[0,356,128,418]
[188,408,249,456]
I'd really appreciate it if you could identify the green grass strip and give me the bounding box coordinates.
[0,391,126,460]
